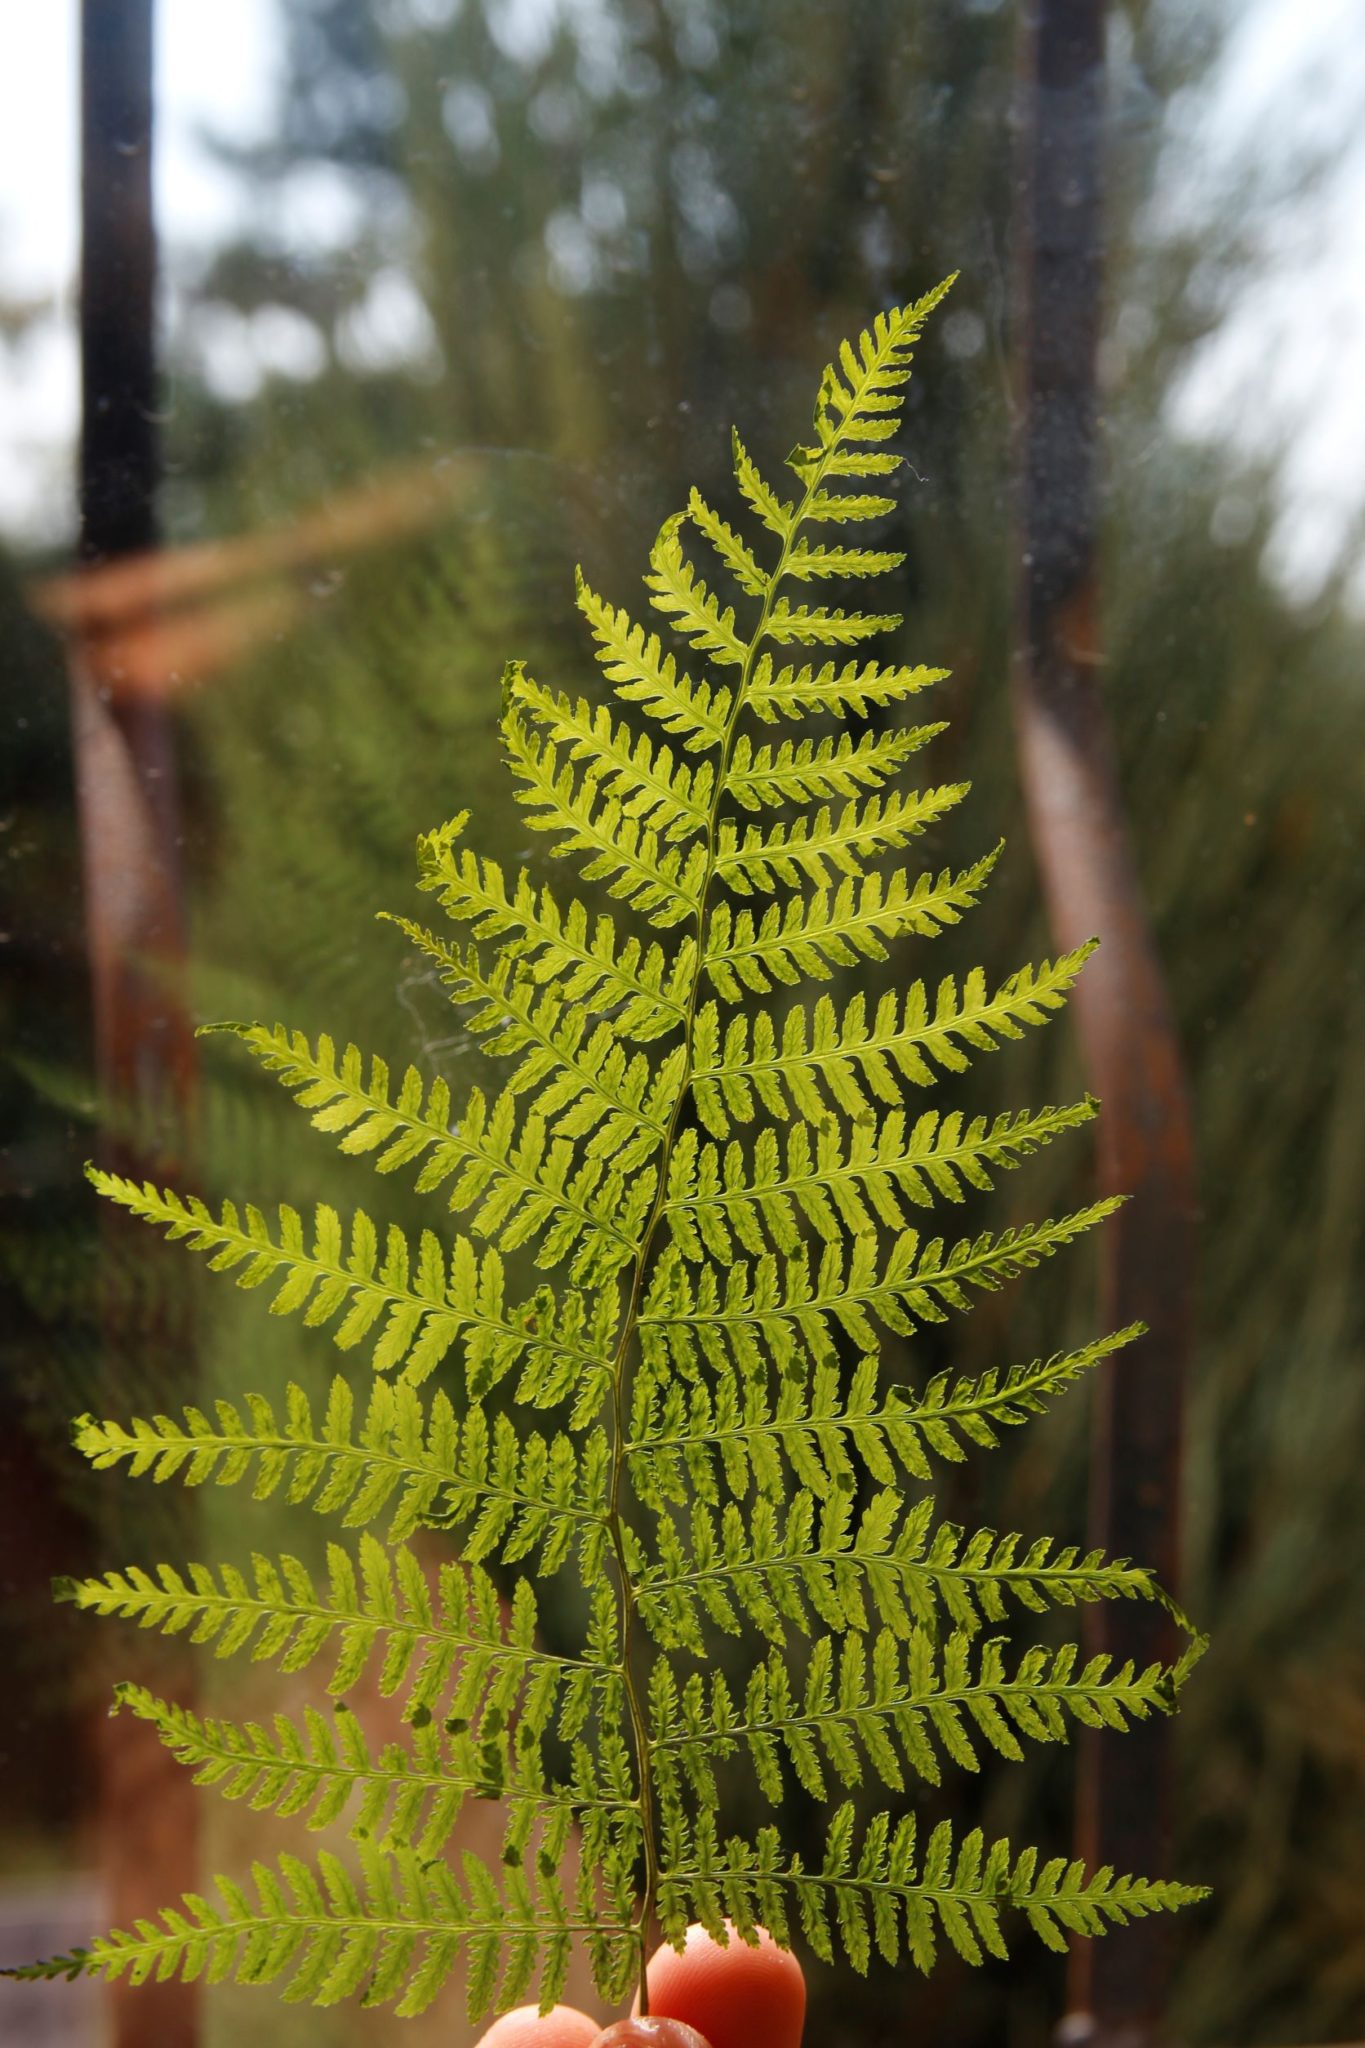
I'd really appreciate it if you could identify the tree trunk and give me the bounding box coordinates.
[1010,6,1197,2045]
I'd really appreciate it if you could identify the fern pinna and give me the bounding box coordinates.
[14,283,1205,2022]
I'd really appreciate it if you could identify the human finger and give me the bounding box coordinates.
[470,1921,805,2048]
[638,1923,806,2048]
[473,2004,600,2048]
[472,2002,708,2048]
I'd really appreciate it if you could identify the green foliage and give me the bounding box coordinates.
[8,289,1205,2022]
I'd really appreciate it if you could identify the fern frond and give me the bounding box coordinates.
[704,849,1001,999]
[784,541,906,581]
[632,1487,1156,1652]
[724,726,944,812]
[806,489,897,523]
[629,1330,1142,1507]
[748,655,949,723]
[380,928,679,1166]
[9,1842,635,2019]
[501,695,708,926]
[691,942,1096,1133]
[111,1683,638,1865]
[576,569,731,748]
[687,486,770,597]
[214,1027,648,1288]
[889,1332,1146,1467]
[75,1377,611,1579]
[415,813,692,1041]
[651,1626,1192,1807]
[58,1536,618,1734]
[715,784,970,896]
[658,1804,1207,1976]
[207,1023,461,1184]
[39,288,1206,2024]
[662,1099,1097,1262]
[641,1202,1121,1375]
[74,1377,457,1544]
[508,663,714,840]
[88,1167,613,1404]
[784,278,956,493]
[763,598,904,649]
[645,513,748,668]
[731,429,795,539]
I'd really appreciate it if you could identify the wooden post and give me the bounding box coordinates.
[77,4,199,2044]
[1010,6,1197,2046]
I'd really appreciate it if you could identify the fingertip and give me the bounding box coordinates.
[475,2003,600,2048]
[642,1923,806,2048]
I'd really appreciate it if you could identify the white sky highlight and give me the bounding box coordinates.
[0,0,277,540]
[0,0,1362,605]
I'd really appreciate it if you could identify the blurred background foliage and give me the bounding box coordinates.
[2,2,1363,2045]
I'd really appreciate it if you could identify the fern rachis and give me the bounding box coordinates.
[9,282,1205,2022]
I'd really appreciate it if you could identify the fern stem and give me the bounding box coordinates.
[601,448,838,2014]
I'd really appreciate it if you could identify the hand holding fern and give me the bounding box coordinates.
[476,1924,806,2048]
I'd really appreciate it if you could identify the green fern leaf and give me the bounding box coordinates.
[748,655,949,723]
[627,1328,1142,1507]
[732,429,795,539]
[75,1376,611,1578]
[508,662,714,839]
[379,927,682,1161]
[576,568,732,748]
[209,1026,649,1288]
[691,941,1097,1132]
[58,1537,618,1737]
[703,848,1001,998]
[763,597,904,648]
[805,489,898,524]
[646,514,747,667]
[651,1624,1199,1808]
[502,691,708,925]
[640,1201,1122,1375]
[658,1806,1206,1976]
[688,486,770,597]
[662,1098,1098,1262]
[87,1166,614,1402]
[415,812,694,1041]
[9,1842,636,2018]
[724,725,944,811]
[111,1681,639,1866]
[715,783,970,895]
[17,286,1206,2025]
[633,1486,1158,1653]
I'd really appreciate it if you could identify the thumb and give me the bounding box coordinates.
[592,2025,711,2048]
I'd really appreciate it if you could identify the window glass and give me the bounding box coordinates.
[1,6,1362,2046]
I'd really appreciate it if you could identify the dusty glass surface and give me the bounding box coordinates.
[1,4,1363,2045]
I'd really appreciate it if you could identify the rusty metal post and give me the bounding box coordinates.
[76,4,200,2044]
[1010,6,1197,2047]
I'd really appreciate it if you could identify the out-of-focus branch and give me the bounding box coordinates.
[32,457,484,703]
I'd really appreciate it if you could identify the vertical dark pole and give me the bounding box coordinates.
[1010,6,1196,2048]
[81,0,158,564]
[79,0,193,1101]
[78,6,199,2046]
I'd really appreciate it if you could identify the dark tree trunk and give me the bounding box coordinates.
[77,6,199,2044]
[1010,6,1197,2046]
